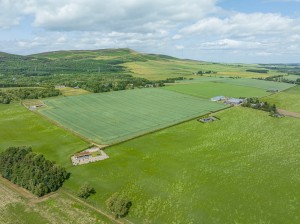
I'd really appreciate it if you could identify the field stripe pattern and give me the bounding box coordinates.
[40,88,227,144]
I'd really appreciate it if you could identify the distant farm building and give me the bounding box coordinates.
[266,89,279,93]
[210,96,226,102]
[198,117,217,123]
[224,98,244,105]
[29,104,44,111]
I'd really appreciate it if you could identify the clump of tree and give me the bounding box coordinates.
[0,91,11,104]
[106,193,132,219]
[246,69,269,73]
[242,98,277,114]
[0,146,69,197]
[77,183,96,199]
[0,87,60,104]
[196,70,216,75]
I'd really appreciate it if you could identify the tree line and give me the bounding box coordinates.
[0,146,68,196]
[0,87,60,104]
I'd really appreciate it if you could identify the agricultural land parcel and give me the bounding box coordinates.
[124,60,281,80]
[262,85,300,113]
[174,77,295,91]
[0,86,300,223]
[64,107,300,224]
[0,178,114,224]
[39,88,227,144]
[164,82,269,99]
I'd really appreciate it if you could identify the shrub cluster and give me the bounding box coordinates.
[241,98,277,113]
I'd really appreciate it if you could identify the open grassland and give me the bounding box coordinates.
[57,87,91,96]
[124,60,206,80]
[124,60,278,80]
[39,88,227,144]
[0,103,88,165]
[262,85,300,113]
[164,82,269,99]
[175,77,294,91]
[0,178,114,224]
[65,107,300,224]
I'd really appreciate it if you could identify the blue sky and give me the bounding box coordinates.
[0,0,299,63]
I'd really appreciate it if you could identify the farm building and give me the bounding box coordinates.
[198,117,217,123]
[210,96,226,101]
[224,98,244,105]
[71,147,109,166]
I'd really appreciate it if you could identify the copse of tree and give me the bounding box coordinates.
[0,87,60,104]
[106,193,132,219]
[246,69,269,73]
[77,183,96,199]
[0,146,69,197]
[241,97,277,114]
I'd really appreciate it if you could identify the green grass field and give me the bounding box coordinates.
[0,179,114,224]
[63,107,300,224]
[124,61,276,80]
[0,103,88,165]
[175,77,294,91]
[39,88,227,144]
[164,82,269,99]
[262,85,300,113]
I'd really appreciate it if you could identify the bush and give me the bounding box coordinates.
[77,183,96,199]
[106,193,132,219]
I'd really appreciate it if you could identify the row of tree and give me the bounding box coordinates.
[0,147,68,196]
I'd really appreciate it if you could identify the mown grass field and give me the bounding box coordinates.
[0,103,88,165]
[0,178,114,224]
[262,85,300,113]
[64,107,300,224]
[39,88,227,144]
[164,82,269,99]
[175,77,295,91]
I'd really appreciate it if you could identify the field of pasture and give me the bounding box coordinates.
[64,107,300,224]
[262,85,300,113]
[175,77,295,91]
[0,178,114,224]
[0,103,88,165]
[164,82,269,99]
[39,88,227,144]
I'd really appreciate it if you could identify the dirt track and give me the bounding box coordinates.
[278,109,300,118]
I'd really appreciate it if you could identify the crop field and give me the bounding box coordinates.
[0,178,114,224]
[164,82,269,99]
[175,77,294,91]
[39,88,227,144]
[0,103,88,165]
[262,85,300,113]
[64,107,300,224]
[57,87,91,96]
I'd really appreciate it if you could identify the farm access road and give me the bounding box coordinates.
[278,109,300,119]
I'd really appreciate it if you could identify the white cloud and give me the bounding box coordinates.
[8,0,218,32]
[181,13,300,37]
[0,0,23,28]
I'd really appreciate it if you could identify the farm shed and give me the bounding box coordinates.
[199,117,217,123]
[224,98,244,105]
[210,96,226,101]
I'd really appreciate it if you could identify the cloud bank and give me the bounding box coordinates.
[0,0,299,63]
